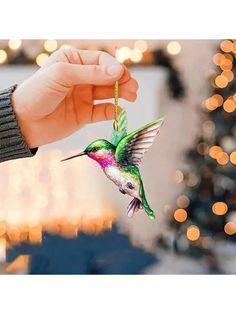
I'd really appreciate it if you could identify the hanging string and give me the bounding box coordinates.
[113,80,119,131]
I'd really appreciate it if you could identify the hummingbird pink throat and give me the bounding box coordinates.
[87,149,116,169]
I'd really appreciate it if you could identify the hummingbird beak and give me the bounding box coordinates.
[61,151,87,162]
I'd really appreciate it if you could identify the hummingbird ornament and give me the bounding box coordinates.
[62,81,164,219]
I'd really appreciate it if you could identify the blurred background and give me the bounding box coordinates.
[0,39,235,274]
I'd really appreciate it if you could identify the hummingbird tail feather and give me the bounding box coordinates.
[140,181,155,220]
[127,198,143,218]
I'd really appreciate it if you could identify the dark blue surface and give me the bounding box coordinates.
[7,225,157,274]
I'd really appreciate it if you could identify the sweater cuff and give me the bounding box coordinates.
[0,85,38,163]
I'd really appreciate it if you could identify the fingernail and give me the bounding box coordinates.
[107,64,123,76]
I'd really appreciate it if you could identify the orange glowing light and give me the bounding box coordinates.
[230,151,236,165]
[204,97,218,111]
[174,170,184,183]
[217,152,229,165]
[176,195,190,208]
[174,209,187,222]
[28,225,42,243]
[208,146,223,159]
[222,70,234,82]
[232,42,236,54]
[233,93,236,103]
[215,75,228,88]
[212,94,224,107]
[223,99,236,113]
[220,40,233,53]
[212,202,228,215]
[220,58,233,71]
[213,53,225,66]
[224,222,236,235]
[186,225,200,241]
[197,142,209,155]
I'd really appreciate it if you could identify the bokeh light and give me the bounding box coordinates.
[8,39,22,50]
[230,151,236,165]
[212,202,228,216]
[224,222,236,235]
[0,49,7,64]
[176,195,190,208]
[44,39,58,52]
[197,142,209,155]
[223,99,236,113]
[130,49,143,62]
[208,146,223,159]
[186,225,200,241]
[215,75,228,88]
[213,53,225,66]
[115,46,131,63]
[174,169,184,183]
[174,209,188,222]
[220,40,233,53]
[217,152,229,166]
[134,40,148,52]
[167,41,181,55]
[36,53,49,67]
[222,70,234,82]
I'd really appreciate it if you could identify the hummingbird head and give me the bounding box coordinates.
[61,140,116,168]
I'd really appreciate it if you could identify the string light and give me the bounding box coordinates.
[229,151,236,165]
[44,39,58,52]
[216,152,229,165]
[8,39,22,50]
[208,146,223,159]
[220,40,233,53]
[115,46,131,63]
[212,202,228,215]
[167,41,181,55]
[222,70,234,82]
[224,222,236,235]
[204,97,218,111]
[223,99,236,113]
[186,225,200,241]
[0,49,7,64]
[130,49,143,62]
[220,58,233,71]
[174,209,187,222]
[176,195,190,208]
[174,169,184,183]
[215,75,228,88]
[134,40,148,52]
[36,53,49,67]
[213,53,225,66]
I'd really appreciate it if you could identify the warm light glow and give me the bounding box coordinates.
[130,49,143,62]
[44,39,58,52]
[220,59,233,71]
[176,195,190,208]
[224,222,236,235]
[212,94,224,107]
[174,169,184,183]
[186,174,199,187]
[197,142,209,155]
[222,70,234,82]
[220,40,233,53]
[215,75,228,88]
[230,151,236,165]
[0,221,6,236]
[115,46,131,63]
[186,225,200,241]
[8,39,22,50]
[232,41,236,54]
[212,202,228,215]
[223,99,236,113]
[217,152,229,165]
[202,120,215,135]
[0,49,7,64]
[209,146,223,159]
[134,40,148,52]
[59,44,71,50]
[36,53,49,67]
[167,41,181,55]
[204,97,218,111]
[174,209,187,222]
[213,53,225,66]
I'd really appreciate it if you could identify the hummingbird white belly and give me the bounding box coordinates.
[103,165,140,199]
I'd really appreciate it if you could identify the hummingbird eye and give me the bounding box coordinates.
[93,148,99,152]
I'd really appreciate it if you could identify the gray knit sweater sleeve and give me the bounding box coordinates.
[0,85,38,163]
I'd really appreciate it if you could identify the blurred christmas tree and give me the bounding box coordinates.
[170,40,236,263]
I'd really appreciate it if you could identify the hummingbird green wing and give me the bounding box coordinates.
[115,117,164,167]
[110,109,127,146]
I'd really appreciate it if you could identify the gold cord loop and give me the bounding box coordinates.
[113,80,119,131]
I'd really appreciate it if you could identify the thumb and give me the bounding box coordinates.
[52,62,124,86]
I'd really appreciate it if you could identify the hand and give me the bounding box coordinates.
[12,49,139,148]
